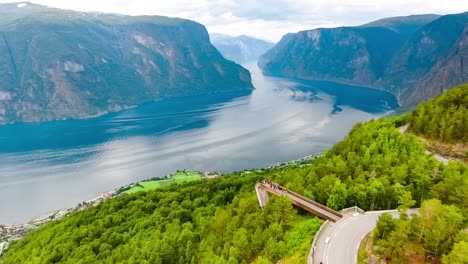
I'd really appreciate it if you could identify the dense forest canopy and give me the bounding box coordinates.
[2,86,467,263]
[409,84,468,143]
[0,170,322,264]
[368,84,468,263]
[371,197,467,263]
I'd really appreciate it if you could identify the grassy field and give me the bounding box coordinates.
[123,170,202,194]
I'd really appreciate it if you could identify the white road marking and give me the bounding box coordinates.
[315,209,419,264]
[322,214,362,263]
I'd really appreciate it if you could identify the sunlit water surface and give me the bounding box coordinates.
[0,65,398,223]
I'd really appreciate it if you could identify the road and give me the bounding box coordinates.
[312,209,418,264]
[425,150,449,164]
[399,124,449,165]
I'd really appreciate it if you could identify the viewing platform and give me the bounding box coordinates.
[255,182,343,222]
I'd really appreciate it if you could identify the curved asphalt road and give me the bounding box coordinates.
[311,209,418,264]
[308,124,443,264]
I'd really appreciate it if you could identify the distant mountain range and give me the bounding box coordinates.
[210,33,274,64]
[0,2,253,124]
[259,13,468,108]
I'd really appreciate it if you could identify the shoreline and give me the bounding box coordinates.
[3,152,323,226]
[0,152,323,256]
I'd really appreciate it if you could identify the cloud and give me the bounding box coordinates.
[1,0,468,41]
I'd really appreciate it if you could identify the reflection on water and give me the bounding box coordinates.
[0,65,398,224]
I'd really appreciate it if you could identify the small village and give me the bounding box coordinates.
[0,190,115,256]
[0,170,218,256]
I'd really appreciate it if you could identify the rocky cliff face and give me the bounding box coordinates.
[259,26,405,85]
[210,33,274,64]
[379,13,468,107]
[0,3,253,124]
[259,14,468,107]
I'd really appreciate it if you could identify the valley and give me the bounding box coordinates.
[259,13,468,108]
[0,2,252,124]
[0,2,467,263]
[0,65,397,224]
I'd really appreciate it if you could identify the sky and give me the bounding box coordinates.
[2,0,468,42]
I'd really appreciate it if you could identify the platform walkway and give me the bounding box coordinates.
[255,182,342,222]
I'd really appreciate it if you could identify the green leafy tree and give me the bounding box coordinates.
[442,241,468,264]
[373,213,396,240]
[326,180,348,210]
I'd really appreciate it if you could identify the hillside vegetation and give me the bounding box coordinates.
[409,84,468,143]
[370,198,467,264]
[366,85,468,263]
[1,169,322,264]
[2,87,467,263]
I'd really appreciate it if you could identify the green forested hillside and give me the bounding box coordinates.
[370,150,467,263]
[2,94,467,263]
[367,85,468,263]
[370,193,468,263]
[409,84,468,143]
[1,170,322,264]
[275,117,441,211]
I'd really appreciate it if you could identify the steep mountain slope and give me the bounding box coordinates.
[259,26,406,85]
[0,3,253,124]
[210,33,274,64]
[380,12,468,107]
[360,14,440,35]
[259,13,468,107]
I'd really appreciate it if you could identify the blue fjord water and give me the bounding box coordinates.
[0,66,398,224]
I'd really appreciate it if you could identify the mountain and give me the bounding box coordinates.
[210,33,274,64]
[259,13,468,107]
[259,26,406,85]
[360,14,440,35]
[2,84,467,263]
[379,12,468,107]
[0,2,253,124]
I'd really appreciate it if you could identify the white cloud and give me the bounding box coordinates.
[1,0,467,41]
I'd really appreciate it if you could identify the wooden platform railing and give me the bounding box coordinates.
[256,182,343,222]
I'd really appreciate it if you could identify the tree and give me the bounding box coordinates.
[397,189,416,211]
[326,180,348,210]
[432,161,468,210]
[375,217,412,263]
[415,199,464,257]
[263,197,295,229]
[442,241,468,264]
[373,213,396,240]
